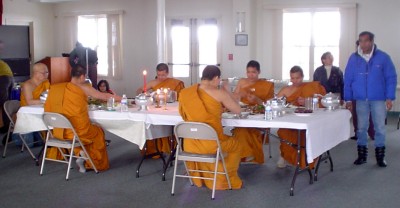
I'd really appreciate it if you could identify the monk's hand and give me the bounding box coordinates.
[386,99,393,110]
[297,97,305,106]
[247,94,259,104]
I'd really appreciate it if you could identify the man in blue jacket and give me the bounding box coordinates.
[344,31,397,167]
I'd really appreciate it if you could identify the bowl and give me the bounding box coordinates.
[321,93,340,110]
[239,112,250,119]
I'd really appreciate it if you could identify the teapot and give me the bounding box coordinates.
[268,95,287,111]
[320,92,340,110]
[135,93,150,111]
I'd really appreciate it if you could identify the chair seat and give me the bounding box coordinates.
[178,151,217,163]
[46,137,81,149]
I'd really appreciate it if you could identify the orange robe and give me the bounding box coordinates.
[277,81,326,169]
[179,84,242,190]
[233,80,274,164]
[145,78,185,156]
[20,80,50,106]
[44,82,109,171]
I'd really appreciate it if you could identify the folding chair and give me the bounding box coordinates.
[171,121,231,200]
[2,100,38,161]
[40,112,98,180]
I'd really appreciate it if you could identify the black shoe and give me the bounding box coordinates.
[370,137,375,140]
[350,136,357,140]
[354,145,367,165]
[375,146,387,167]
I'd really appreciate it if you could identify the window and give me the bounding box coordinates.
[77,14,122,78]
[282,10,340,80]
[168,18,220,86]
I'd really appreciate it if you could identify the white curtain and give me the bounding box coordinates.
[107,13,122,79]
[62,16,78,54]
[261,3,357,79]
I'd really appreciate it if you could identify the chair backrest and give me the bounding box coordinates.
[42,112,75,132]
[3,100,20,125]
[174,121,219,142]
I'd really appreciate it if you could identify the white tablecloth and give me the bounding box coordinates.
[14,103,351,162]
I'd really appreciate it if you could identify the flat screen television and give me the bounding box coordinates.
[0,25,31,78]
[0,25,30,59]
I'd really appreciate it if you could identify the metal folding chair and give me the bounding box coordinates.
[2,100,38,161]
[171,121,231,200]
[40,112,98,180]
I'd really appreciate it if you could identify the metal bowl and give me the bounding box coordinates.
[321,92,340,110]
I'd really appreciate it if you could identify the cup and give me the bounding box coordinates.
[305,97,313,110]
[107,97,115,110]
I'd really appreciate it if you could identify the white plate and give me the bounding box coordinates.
[294,113,312,117]
[222,112,236,119]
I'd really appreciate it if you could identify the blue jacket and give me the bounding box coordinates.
[344,46,397,101]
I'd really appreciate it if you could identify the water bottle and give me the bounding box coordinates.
[120,94,128,112]
[10,83,21,100]
[312,94,319,111]
[264,101,273,121]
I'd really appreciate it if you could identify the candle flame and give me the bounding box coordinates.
[157,89,160,94]
[163,88,168,93]
[143,70,147,76]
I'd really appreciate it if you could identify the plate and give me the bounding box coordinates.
[294,113,312,117]
[222,112,236,119]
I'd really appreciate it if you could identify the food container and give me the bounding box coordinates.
[321,92,340,110]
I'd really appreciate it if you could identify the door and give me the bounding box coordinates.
[167,18,220,87]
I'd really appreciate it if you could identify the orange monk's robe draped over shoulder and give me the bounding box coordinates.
[151,78,185,97]
[44,82,109,171]
[233,80,274,164]
[179,84,242,190]
[20,80,50,107]
[277,81,326,169]
[145,78,185,156]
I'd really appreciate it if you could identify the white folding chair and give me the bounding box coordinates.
[40,112,98,180]
[171,121,231,200]
[2,100,38,161]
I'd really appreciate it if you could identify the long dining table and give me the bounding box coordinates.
[13,102,351,195]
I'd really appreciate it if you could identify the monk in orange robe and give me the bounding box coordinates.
[136,63,185,156]
[179,65,243,190]
[44,64,121,172]
[277,66,326,169]
[232,60,274,164]
[20,63,50,106]
[15,63,51,146]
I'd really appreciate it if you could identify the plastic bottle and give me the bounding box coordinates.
[11,83,21,101]
[264,101,273,120]
[120,94,128,112]
[312,94,319,111]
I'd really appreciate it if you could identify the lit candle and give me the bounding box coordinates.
[143,70,147,93]
[163,88,168,109]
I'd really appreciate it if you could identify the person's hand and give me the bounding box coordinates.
[345,101,352,111]
[386,99,393,110]
[297,97,305,106]
[246,94,256,103]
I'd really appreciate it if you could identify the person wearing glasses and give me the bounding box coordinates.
[11,63,51,147]
[20,63,50,106]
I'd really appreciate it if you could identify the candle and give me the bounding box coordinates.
[157,89,161,107]
[163,88,168,109]
[143,70,147,93]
